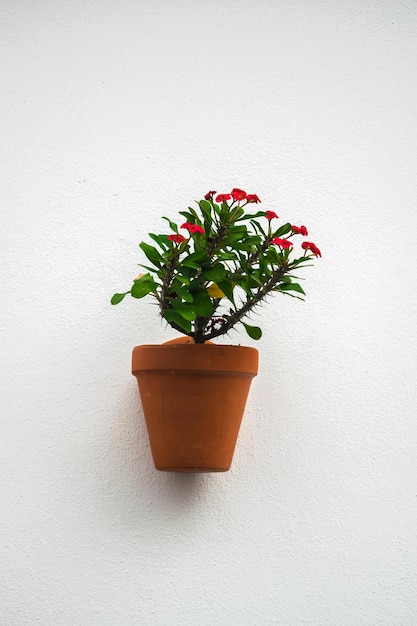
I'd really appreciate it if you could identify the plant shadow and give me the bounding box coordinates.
[100,382,222,530]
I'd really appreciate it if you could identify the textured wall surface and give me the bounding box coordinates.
[1,1,417,624]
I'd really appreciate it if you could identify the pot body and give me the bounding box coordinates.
[132,342,258,472]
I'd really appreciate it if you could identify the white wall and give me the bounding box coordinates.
[1,1,417,624]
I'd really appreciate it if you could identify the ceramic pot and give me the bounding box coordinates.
[132,339,258,472]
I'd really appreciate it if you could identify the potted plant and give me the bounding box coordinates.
[112,188,321,472]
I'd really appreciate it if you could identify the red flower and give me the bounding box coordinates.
[265,210,279,221]
[246,194,261,203]
[168,233,186,244]
[231,188,247,201]
[216,194,231,202]
[204,190,216,200]
[292,225,308,236]
[181,222,204,234]
[271,237,293,249]
[302,241,321,257]
[190,224,204,234]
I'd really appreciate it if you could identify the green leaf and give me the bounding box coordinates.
[111,292,128,305]
[229,206,244,222]
[266,248,283,265]
[180,207,200,224]
[183,251,209,265]
[225,226,248,244]
[216,279,235,303]
[277,282,306,294]
[273,222,292,237]
[139,242,162,267]
[258,253,270,279]
[138,263,161,274]
[179,210,194,222]
[248,273,263,287]
[171,299,197,321]
[250,219,266,237]
[175,287,193,303]
[290,256,311,267]
[241,281,253,296]
[176,273,190,285]
[149,233,169,250]
[198,199,213,219]
[202,263,227,282]
[182,258,200,269]
[131,275,158,298]
[220,201,231,220]
[218,251,238,261]
[243,323,262,340]
[277,290,304,301]
[232,243,255,252]
[188,277,204,291]
[163,309,191,333]
[236,210,265,220]
[198,200,213,234]
[239,235,261,246]
[162,217,178,233]
[192,288,213,317]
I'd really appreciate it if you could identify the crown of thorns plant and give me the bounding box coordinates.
[112,188,321,343]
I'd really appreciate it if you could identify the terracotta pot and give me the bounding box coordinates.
[132,339,258,472]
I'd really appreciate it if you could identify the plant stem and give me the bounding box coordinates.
[203,265,288,341]
[159,256,194,337]
[194,317,206,343]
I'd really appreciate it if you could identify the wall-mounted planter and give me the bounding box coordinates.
[132,339,258,472]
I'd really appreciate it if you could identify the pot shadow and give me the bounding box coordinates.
[103,382,220,525]
[133,403,218,508]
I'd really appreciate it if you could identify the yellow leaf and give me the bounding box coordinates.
[206,282,226,298]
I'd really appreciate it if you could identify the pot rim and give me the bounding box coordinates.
[132,343,258,376]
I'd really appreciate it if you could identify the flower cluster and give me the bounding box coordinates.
[167,233,186,244]
[112,187,321,343]
[271,237,293,249]
[292,224,308,236]
[302,241,321,257]
[181,222,205,235]
[205,189,261,204]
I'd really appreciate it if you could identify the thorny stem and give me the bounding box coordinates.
[202,264,289,342]
[159,256,190,336]
[159,258,176,310]
[193,317,206,343]
[190,225,230,343]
